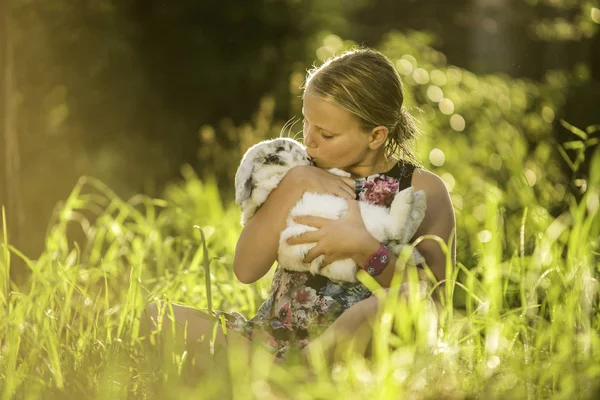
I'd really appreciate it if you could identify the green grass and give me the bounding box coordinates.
[2,30,599,399]
[0,150,598,399]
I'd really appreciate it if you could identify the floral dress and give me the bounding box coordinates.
[220,161,417,358]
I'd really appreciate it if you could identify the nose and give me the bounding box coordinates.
[303,125,317,148]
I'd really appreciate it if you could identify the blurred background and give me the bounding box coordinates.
[1,0,599,278]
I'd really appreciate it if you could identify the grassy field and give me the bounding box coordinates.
[1,32,599,397]
[0,139,598,399]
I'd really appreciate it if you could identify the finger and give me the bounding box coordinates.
[338,185,355,199]
[304,244,324,263]
[293,215,331,229]
[320,256,334,267]
[342,177,356,189]
[287,230,321,245]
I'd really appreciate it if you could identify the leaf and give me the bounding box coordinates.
[562,141,585,150]
[557,145,576,172]
[560,119,587,140]
[586,125,600,135]
[589,147,600,189]
[586,138,599,147]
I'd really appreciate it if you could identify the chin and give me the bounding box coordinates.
[312,159,328,168]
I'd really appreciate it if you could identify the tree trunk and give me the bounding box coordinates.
[0,0,23,289]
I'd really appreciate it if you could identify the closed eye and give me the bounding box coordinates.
[303,117,336,140]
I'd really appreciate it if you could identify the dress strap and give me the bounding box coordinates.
[398,161,416,191]
[384,160,416,191]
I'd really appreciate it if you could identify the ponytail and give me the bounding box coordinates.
[386,107,421,166]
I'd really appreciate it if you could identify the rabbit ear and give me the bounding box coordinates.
[235,148,257,205]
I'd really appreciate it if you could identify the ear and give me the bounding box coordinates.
[235,149,256,205]
[368,126,389,150]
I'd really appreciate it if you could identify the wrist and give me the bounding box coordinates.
[361,242,391,277]
[352,236,381,268]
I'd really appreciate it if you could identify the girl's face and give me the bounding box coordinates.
[302,92,375,175]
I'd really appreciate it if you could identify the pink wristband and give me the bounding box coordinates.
[363,243,390,276]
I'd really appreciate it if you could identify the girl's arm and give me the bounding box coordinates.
[408,169,456,282]
[233,167,307,283]
[233,166,356,284]
[284,169,456,287]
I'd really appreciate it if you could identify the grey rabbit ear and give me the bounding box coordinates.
[235,150,256,205]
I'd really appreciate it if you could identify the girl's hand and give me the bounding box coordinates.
[286,199,380,266]
[287,165,356,200]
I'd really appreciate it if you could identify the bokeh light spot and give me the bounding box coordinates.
[413,68,430,84]
[478,230,492,243]
[429,148,445,167]
[439,98,455,115]
[396,59,414,75]
[426,85,443,102]
[591,8,600,24]
[542,106,555,123]
[450,114,466,131]
[430,69,447,86]
[524,169,537,186]
[441,173,455,191]
[473,204,486,221]
[402,54,418,67]
[447,66,463,83]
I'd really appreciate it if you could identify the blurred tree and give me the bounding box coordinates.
[127,0,339,166]
[347,0,599,197]
[347,0,599,79]
[8,0,341,258]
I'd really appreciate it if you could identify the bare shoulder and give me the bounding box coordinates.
[410,168,455,236]
[410,168,457,277]
[411,169,450,202]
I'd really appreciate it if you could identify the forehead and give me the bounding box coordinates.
[302,93,360,133]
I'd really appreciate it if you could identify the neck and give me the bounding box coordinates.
[346,153,397,179]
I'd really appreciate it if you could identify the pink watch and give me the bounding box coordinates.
[363,243,390,276]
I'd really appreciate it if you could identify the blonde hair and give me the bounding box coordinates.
[302,47,420,166]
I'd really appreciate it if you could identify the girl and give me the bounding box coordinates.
[142,47,456,366]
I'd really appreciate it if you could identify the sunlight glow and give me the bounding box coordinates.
[542,106,555,123]
[429,148,445,166]
[413,68,430,84]
[478,230,492,243]
[439,98,455,115]
[441,173,456,192]
[591,8,600,24]
[427,85,443,102]
[487,355,501,369]
[430,69,447,86]
[485,325,500,354]
[524,169,538,186]
[473,204,486,221]
[450,114,466,131]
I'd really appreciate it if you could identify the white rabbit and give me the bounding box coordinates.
[234,137,426,283]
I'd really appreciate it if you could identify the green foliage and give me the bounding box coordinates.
[1,115,599,398]
[1,21,599,400]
